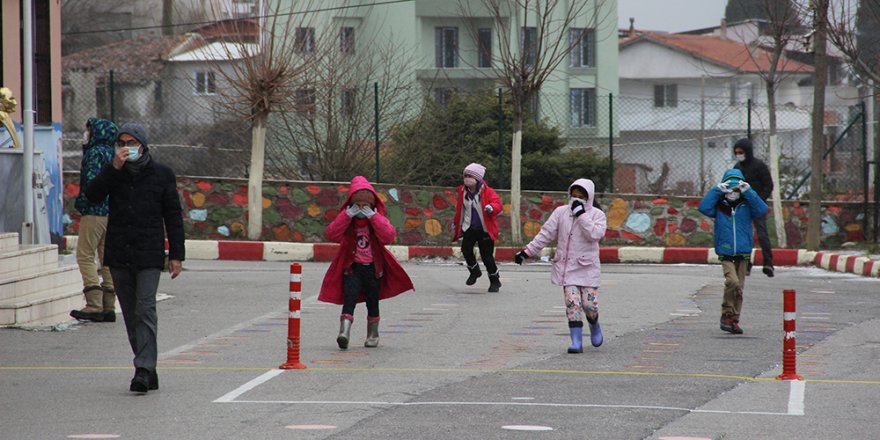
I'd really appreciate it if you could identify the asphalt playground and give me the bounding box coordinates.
[2,259,879,439]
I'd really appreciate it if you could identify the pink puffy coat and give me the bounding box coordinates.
[524,178,606,287]
[318,176,414,305]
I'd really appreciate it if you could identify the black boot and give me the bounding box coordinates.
[466,264,482,286]
[488,272,501,293]
[149,370,159,390]
[130,368,150,393]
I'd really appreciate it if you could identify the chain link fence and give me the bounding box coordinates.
[62,70,871,204]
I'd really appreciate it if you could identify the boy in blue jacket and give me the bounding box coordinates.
[699,169,768,334]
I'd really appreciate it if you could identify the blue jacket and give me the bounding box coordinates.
[698,169,769,257]
[75,118,118,216]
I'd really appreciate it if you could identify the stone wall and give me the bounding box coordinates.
[62,173,870,248]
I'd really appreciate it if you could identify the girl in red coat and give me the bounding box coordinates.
[452,163,503,292]
[319,176,414,349]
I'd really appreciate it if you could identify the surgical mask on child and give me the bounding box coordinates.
[570,197,587,206]
[725,191,741,202]
[735,154,746,162]
[126,146,141,162]
[463,177,477,187]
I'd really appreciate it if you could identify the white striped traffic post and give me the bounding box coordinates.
[776,289,802,380]
[280,263,307,369]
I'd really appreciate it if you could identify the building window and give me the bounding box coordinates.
[569,28,595,67]
[340,27,355,54]
[295,88,316,118]
[478,28,492,68]
[341,88,356,117]
[295,27,315,54]
[654,84,678,108]
[433,88,453,107]
[194,71,216,95]
[522,26,537,66]
[570,88,596,127]
[435,27,458,68]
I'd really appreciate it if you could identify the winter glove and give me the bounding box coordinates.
[571,200,586,217]
[345,204,360,218]
[716,182,732,193]
[484,205,494,214]
[514,250,528,265]
[737,181,751,193]
[360,206,377,219]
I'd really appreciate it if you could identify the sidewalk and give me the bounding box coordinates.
[61,236,880,278]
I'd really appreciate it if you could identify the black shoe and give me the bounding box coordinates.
[720,315,735,333]
[466,265,482,286]
[130,369,150,393]
[762,265,775,278]
[149,370,159,390]
[487,274,501,293]
[70,309,104,322]
[102,311,116,322]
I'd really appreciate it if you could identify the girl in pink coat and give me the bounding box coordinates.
[515,178,607,353]
[319,176,414,350]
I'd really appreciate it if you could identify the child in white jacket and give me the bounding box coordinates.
[515,178,607,353]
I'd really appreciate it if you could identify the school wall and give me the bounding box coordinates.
[61,173,869,248]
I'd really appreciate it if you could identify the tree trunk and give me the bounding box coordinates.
[510,108,523,245]
[807,0,829,250]
[766,83,787,248]
[248,114,267,240]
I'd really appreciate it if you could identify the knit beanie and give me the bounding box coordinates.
[118,122,149,148]
[464,163,486,181]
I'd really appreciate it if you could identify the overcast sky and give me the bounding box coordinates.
[618,0,729,33]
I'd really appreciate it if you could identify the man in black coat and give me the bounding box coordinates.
[733,138,775,277]
[87,122,185,393]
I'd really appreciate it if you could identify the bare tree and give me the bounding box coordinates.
[208,0,321,240]
[269,35,421,182]
[733,0,805,248]
[807,0,830,250]
[459,0,610,244]
[827,0,880,84]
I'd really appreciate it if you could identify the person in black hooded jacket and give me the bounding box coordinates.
[732,138,775,277]
[86,122,185,393]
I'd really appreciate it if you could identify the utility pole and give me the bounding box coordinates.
[807,0,829,250]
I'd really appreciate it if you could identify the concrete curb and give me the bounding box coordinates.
[61,236,879,278]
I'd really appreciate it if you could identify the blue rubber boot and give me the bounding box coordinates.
[568,326,583,353]
[588,316,603,347]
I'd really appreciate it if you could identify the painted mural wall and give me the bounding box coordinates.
[62,174,869,248]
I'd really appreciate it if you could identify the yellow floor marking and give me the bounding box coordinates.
[4,365,880,385]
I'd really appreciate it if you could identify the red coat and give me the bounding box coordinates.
[318,176,414,305]
[452,182,502,242]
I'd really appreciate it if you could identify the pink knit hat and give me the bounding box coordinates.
[464,163,486,180]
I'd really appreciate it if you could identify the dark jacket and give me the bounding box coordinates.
[75,118,117,216]
[86,155,185,270]
[732,138,773,201]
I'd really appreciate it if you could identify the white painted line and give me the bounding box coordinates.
[511,397,535,400]
[214,369,285,403]
[787,380,806,416]
[221,399,794,416]
[503,425,553,431]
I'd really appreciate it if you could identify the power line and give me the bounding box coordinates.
[64,0,415,36]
